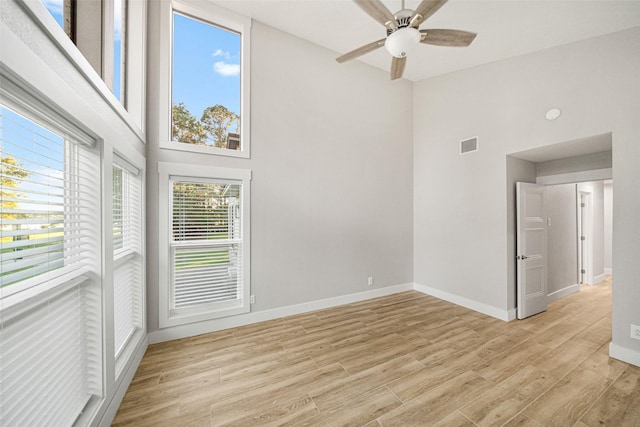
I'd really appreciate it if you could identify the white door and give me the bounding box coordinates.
[516,182,548,319]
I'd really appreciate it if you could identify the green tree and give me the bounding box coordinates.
[172,102,206,145]
[200,105,239,148]
[1,150,29,220]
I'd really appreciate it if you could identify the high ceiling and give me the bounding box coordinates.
[213,0,640,82]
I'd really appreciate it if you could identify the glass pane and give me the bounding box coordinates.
[113,166,123,250]
[172,13,241,150]
[114,0,127,103]
[41,0,64,29]
[0,106,66,288]
[171,180,240,242]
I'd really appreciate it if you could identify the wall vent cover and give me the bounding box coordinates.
[460,137,478,154]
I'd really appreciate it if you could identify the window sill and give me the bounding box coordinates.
[159,140,250,159]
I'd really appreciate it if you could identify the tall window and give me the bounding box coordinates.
[161,1,251,157]
[0,101,101,425]
[158,163,250,327]
[112,158,143,372]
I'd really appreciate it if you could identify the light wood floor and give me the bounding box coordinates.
[114,277,640,426]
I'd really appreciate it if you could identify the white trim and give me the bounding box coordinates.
[593,273,607,284]
[605,268,613,276]
[609,342,640,368]
[157,162,251,328]
[158,0,251,158]
[536,168,612,185]
[578,188,594,286]
[414,282,513,321]
[547,283,580,303]
[149,283,414,344]
[98,337,148,427]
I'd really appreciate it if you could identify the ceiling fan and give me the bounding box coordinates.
[336,0,477,80]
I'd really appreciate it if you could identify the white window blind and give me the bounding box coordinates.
[112,160,143,360]
[0,104,101,425]
[170,178,243,310]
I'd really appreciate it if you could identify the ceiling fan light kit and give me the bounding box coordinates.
[385,27,421,58]
[338,0,476,80]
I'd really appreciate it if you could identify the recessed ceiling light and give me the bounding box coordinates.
[545,108,561,121]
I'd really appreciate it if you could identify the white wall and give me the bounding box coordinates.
[604,181,613,274]
[536,151,612,177]
[146,5,414,338]
[546,184,578,295]
[413,27,640,365]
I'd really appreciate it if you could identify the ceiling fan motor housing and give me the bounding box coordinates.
[385,10,420,58]
[386,9,414,35]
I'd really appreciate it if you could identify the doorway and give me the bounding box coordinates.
[507,132,613,318]
[515,179,612,318]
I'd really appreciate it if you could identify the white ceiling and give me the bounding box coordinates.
[214,0,640,82]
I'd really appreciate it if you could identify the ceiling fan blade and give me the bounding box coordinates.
[390,56,406,80]
[420,29,477,47]
[354,0,398,30]
[336,38,386,63]
[409,0,448,27]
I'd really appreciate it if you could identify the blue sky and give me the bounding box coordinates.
[172,13,241,120]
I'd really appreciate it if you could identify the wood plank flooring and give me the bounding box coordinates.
[114,277,640,426]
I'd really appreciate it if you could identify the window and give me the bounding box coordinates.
[39,0,137,111]
[112,158,143,371]
[160,1,251,157]
[158,163,251,327]
[0,99,101,425]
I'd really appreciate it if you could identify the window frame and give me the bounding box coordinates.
[158,0,251,158]
[0,80,97,310]
[22,0,147,136]
[158,162,251,328]
[0,71,103,425]
[112,155,144,376]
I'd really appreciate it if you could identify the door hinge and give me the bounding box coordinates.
[581,269,586,274]
[581,236,586,241]
[581,203,585,207]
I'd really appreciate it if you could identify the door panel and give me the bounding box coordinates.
[517,182,548,319]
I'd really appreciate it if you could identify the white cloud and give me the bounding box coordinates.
[41,0,63,14]
[213,49,231,59]
[213,61,240,77]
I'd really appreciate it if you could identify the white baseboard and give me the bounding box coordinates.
[148,283,415,344]
[547,284,580,303]
[413,282,512,322]
[609,342,640,368]
[605,268,613,276]
[593,273,607,284]
[98,336,149,426]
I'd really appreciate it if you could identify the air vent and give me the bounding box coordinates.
[460,137,478,154]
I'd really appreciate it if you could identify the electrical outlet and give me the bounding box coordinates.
[367,276,374,286]
[631,324,640,340]
[250,295,255,304]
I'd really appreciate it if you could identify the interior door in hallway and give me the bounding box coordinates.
[516,182,548,319]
